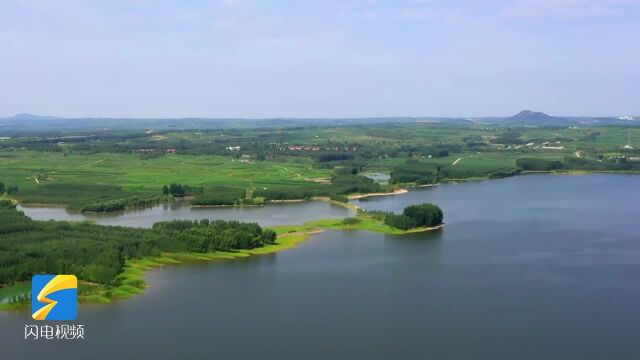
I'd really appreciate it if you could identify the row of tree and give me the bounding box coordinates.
[390,160,440,185]
[153,219,277,252]
[516,157,638,172]
[0,201,277,286]
[162,184,204,197]
[254,175,384,201]
[190,186,247,206]
[81,197,160,212]
[0,182,19,195]
[383,203,444,230]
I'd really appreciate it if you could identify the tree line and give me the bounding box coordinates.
[0,200,277,286]
[254,175,384,201]
[0,181,19,195]
[162,183,204,197]
[382,203,444,230]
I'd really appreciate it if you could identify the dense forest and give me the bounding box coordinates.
[361,203,444,231]
[0,200,274,286]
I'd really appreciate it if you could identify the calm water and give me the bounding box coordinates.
[18,200,354,228]
[2,174,640,359]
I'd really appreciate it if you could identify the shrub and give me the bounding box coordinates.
[341,217,362,225]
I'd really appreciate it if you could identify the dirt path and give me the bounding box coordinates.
[452,158,462,165]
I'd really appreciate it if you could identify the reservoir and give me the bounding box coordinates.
[17,199,354,228]
[2,174,639,359]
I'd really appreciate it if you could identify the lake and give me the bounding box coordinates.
[2,174,639,359]
[17,200,354,228]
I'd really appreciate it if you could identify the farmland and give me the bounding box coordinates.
[1,123,639,209]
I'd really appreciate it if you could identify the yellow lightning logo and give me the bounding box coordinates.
[32,275,77,320]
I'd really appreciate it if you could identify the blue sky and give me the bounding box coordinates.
[1,0,638,118]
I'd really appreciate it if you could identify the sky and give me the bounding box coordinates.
[1,0,639,118]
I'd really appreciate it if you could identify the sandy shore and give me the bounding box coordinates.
[267,199,307,203]
[347,188,408,200]
[417,183,440,188]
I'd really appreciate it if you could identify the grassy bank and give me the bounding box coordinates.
[85,214,439,304]
[306,217,443,235]
[0,210,442,310]
[0,230,316,310]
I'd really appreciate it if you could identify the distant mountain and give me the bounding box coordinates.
[511,110,553,121]
[0,111,638,134]
[505,110,578,126]
[9,113,59,120]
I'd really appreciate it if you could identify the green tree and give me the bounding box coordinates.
[162,185,169,196]
[384,214,415,230]
[261,229,277,244]
[169,183,185,197]
[403,203,443,227]
[0,181,5,194]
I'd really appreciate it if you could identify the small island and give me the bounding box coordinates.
[299,202,444,235]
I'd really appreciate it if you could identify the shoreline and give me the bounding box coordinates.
[416,183,440,188]
[0,228,320,311]
[12,171,639,212]
[348,188,408,200]
[5,172,636,311]
[0,214,443,311]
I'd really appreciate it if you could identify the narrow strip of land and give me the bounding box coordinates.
[348,188,408,200]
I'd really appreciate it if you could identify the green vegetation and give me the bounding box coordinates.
[403,204,444,227]
[0,196,444,309]
[13,183,158,211]
[390,159,440,184]
[380,203,444,230]
[516,158,564,171]
[3,121,638,311]
[383,214,416,230]
[254,174,384,200]
[1,124,639,211]
[0,151,331,210]
[166,183,204,197]
[191,186,246,206]
[0,200,284,308]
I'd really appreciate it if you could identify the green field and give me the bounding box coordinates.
[0,152,331,207]
[1,123,639,208]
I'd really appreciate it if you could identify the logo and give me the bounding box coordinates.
[31,275,77,321]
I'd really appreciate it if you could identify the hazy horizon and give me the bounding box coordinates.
[2,0,639,118]
[2,109,637,120]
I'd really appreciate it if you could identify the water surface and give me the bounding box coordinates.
[18,200,353,228]
[2,174,640,359]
